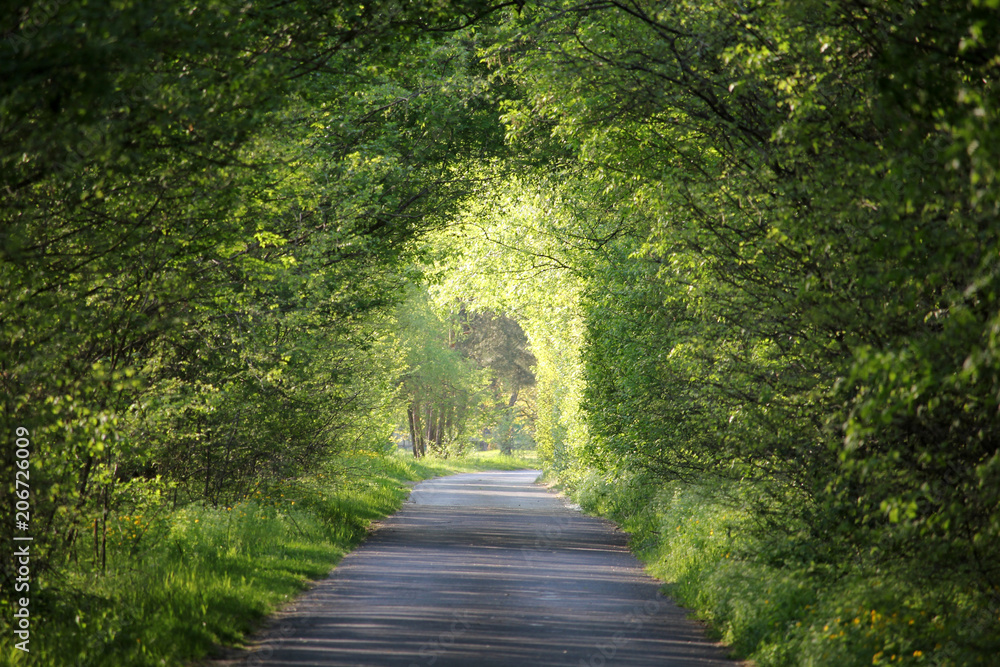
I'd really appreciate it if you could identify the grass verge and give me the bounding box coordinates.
[561,470,1000,667]
[1,449,537,666]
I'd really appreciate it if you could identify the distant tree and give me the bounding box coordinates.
[457,307,536,408]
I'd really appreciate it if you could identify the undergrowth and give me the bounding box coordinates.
[564,470,1000,667]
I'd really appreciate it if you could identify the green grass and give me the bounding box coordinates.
[0,449,537,667]
[562,470,1000,667]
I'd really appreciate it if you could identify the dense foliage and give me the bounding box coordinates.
[3,0,999,664]
[1,0,509,622]
[467,0,1000,663]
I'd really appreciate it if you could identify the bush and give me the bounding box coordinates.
[562,471,1000,666]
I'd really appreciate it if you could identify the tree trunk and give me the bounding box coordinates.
[100,483,109,574]
[204,442,212,504]
[408,401,421,458]
[435,408,446,452]
[508,385,520,408]
[65,453,95,556]
[426,405,437,453]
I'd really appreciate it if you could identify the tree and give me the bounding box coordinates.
[395,288,491,457]
[479,0,1000,621]
[0,0,512,584]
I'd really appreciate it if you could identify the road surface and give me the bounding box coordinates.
[213,470,736,666]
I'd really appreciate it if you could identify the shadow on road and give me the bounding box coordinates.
[208,471,736,667]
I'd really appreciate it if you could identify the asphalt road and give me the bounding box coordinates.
[215,470,736,666]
